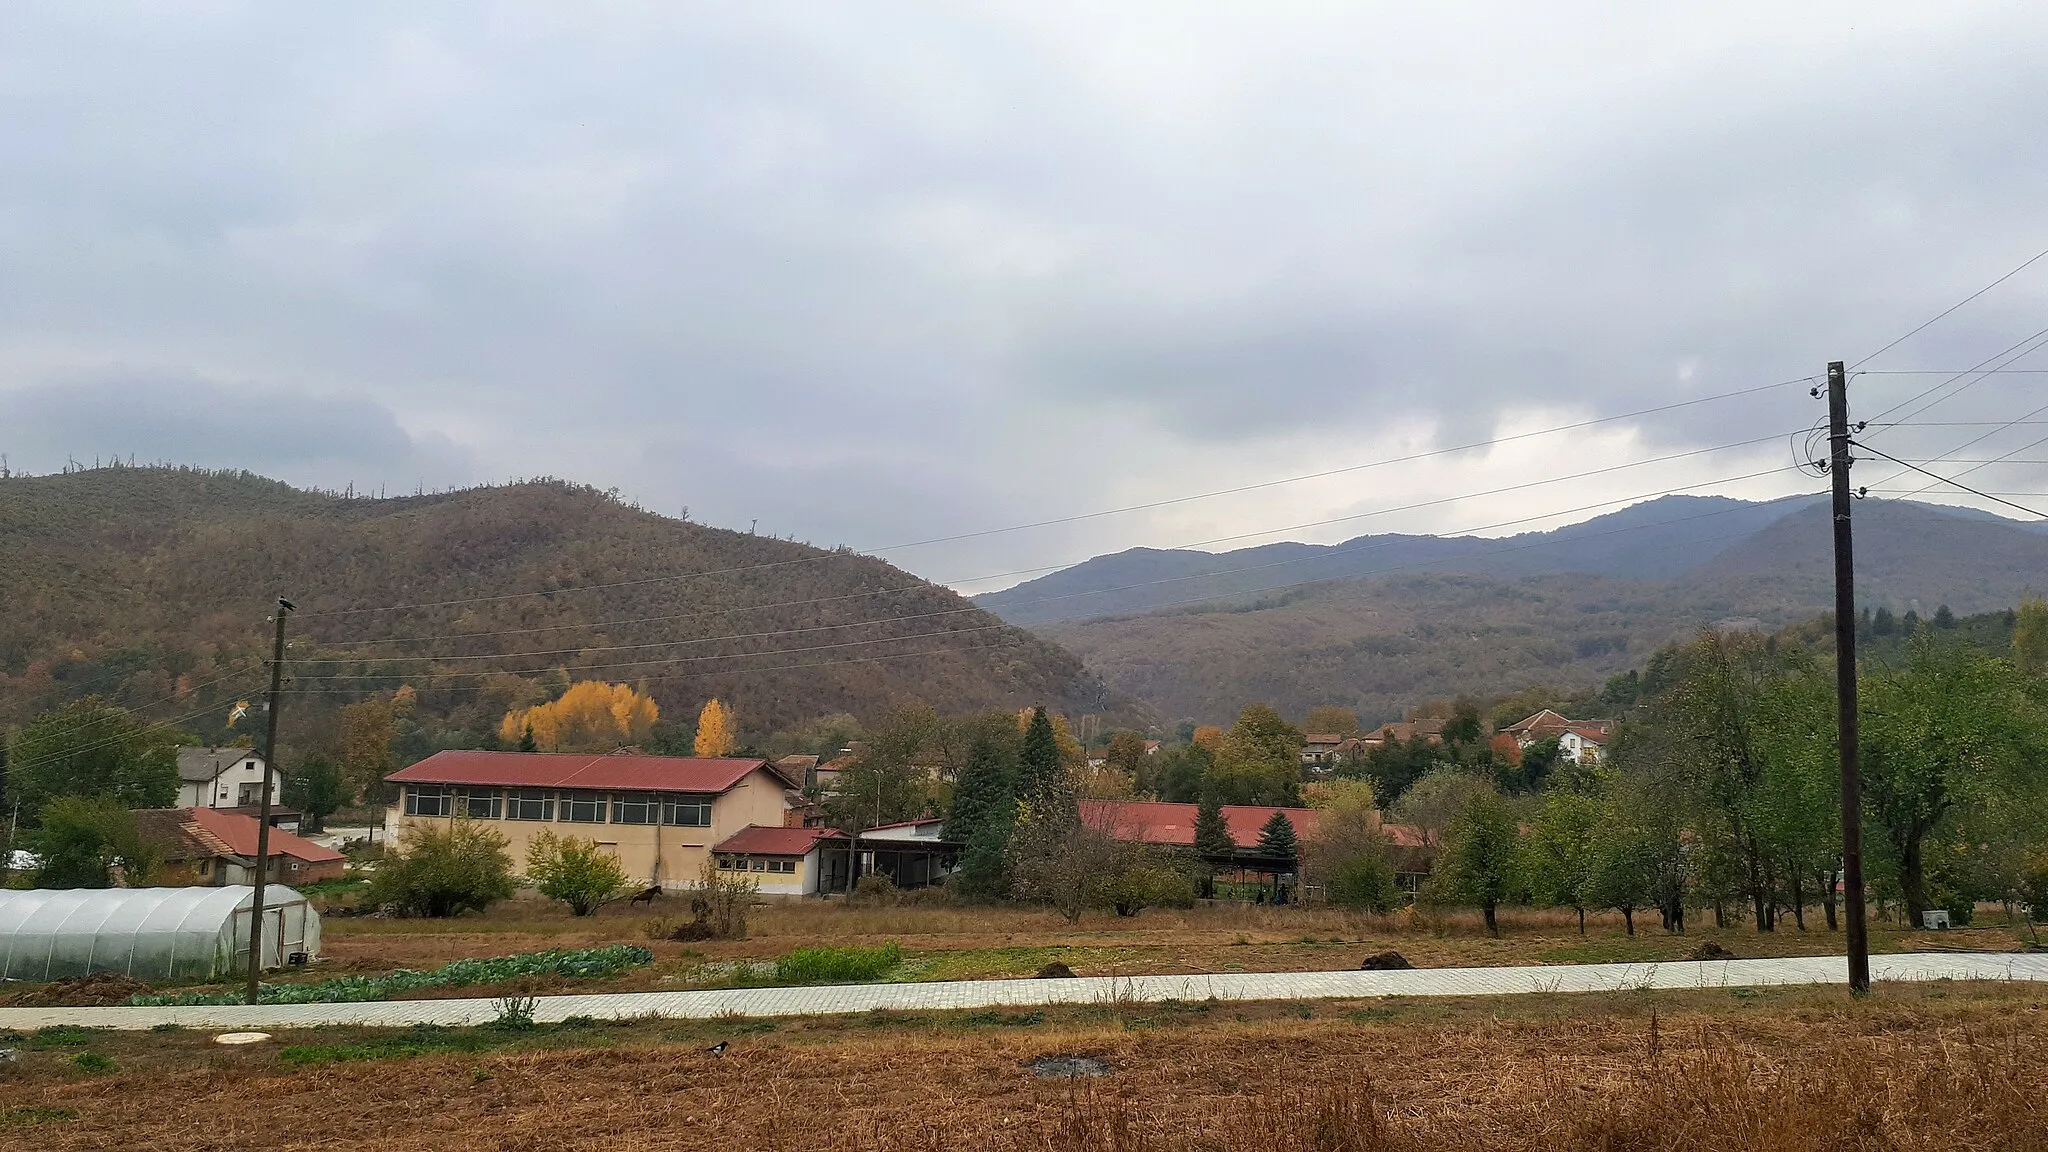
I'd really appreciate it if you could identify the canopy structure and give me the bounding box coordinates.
[0,886,319,983]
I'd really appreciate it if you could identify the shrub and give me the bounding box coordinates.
[663,859,756,941]
[526,831,629,916]
[70,1052,114,1074]
[363,819,515,918]
[1090,853,1197,917]
[775,943,903,984]
[1325,852,1401,914]
[849,873,899,906]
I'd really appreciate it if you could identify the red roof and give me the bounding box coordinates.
[184,808,346,864]
[1080,801,1319,849]
[713,825,845,856]
[387,750,771,794]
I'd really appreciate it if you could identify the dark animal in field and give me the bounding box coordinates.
[628,886,663,906]
[706,1042,728,1056]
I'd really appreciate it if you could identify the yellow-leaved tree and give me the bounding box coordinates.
[694,699,737,757]
[500,681,659,753]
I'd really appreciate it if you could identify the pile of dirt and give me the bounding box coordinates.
[1034,962,1076,979]
[1359,952,1414,971]
[3,972,153,1007]
[1688,942,1738,961]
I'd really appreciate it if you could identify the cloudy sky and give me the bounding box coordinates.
[4,2,2046,593]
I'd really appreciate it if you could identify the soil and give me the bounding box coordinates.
[1,973,152,1007]
[1359,951,1413,970]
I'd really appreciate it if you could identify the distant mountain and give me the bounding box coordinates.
[1010,495,2048,724]
[0,467,1140,753]
[977,494,1821,625]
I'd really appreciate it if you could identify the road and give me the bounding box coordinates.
[1,951,2041,1031]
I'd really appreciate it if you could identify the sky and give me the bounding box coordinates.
[3,2,2047,594]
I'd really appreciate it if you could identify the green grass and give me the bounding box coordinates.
[774,943,904,985]
[70,1051,115,1074]
[130,946,654,1006]
[0,1106,78,1127]
[24,1026,106,1050]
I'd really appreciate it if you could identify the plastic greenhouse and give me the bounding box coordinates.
[0,887,320,982]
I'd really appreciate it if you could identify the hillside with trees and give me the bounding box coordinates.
[0,465,1137,773]
[1027,499,2048,724]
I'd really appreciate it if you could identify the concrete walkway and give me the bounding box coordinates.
[2,952,2042,1031]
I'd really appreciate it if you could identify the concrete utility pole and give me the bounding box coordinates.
[246,597,294,1005]
[1825,363,1871,994]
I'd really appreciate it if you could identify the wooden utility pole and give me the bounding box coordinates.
[246,597,294,1005]
[1826,363,1870,993]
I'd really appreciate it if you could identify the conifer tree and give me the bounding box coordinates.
[1193,792,1236,860]
[1254,809,1299,870]
[944,731,1013,847]
[1015,707,1070,816]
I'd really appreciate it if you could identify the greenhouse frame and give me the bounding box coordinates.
[0,886,320,983]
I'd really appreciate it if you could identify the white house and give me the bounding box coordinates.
[175,748,279,810]
[711,825,848,896]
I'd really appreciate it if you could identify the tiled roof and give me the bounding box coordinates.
[1080,801,1319,849]
[136,808,344,864]
[387,750,770,794]
[712,825,845,856]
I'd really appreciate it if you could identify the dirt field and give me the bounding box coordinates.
[0,982,2042,1150]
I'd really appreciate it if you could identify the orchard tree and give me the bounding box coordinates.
[526,831,629,915]
[1522,790,1603,933]
[1434,788,1520,936]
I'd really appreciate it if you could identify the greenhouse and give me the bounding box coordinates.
[0,886,320,983]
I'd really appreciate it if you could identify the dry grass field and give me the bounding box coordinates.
[291,895,2038,999]
[0,981,2042,1150]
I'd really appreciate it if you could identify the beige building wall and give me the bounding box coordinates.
[383,767,793,890]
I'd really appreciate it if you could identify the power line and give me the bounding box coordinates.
[1852,242,2048,369]
[296,378,1812,620]
[0,686,271,781]
[1850,440,2047,520]
[1860,323,2048,429]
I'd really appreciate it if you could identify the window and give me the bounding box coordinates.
[507,790,554,821]
[459,789,502,820]
[766,859,796,874]
[611,792,658,825]
[562,792,606,823]
[749,859,765,872]
[717,856,741,870]
[662,796,712,827]
[404,785,453,817]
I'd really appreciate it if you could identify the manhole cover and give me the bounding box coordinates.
[213,1032,272,1046]
[1024,1055,1112,1079]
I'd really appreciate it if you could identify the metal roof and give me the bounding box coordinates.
[712,825,845,856]
[387,750,770,794]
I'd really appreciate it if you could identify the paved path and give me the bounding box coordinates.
[2,952,2041,1031]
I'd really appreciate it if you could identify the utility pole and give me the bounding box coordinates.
[1826,362,1870,994]
[246,597,295,1005]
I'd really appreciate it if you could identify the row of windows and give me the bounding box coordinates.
[716,856,797,874]
[403,786,711,826]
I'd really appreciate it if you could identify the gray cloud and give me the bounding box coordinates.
[1,3,2045,587]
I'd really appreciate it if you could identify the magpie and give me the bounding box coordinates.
[705,1041,728,1056]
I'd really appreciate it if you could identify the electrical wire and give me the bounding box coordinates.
[1849,440,2047,520]
[1852,242,2048,369]
[1859,323,2048,430]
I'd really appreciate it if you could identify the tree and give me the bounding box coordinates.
[363,819,516,917]
[1305,781,1400,913]
[286,757,346,834]
[1209,704,1304,806]
[2015,594,2048,676]
[1391,770,1494,854]
[1105,730,1149,779]
[1588,810,1662,936]
[1014,707,1066,806]
[1149,742,1213,803]
[1303,706,1361,736]
[1349,736,1444,807]
[340,696,398,804]
[1254,809,1301,900]
[827,703,943,835]
[1191,791,1235,898]
[1859,638,2048,922]
[1007,800,1106,922]
[1434,788,1520,935]
[1089,842,1196,916]
[944,724,1018,899]
[526,831,629,916]
[6,697,180,822]
[498,682,659,754]
[693,698,736,757]
[1522,790,1603,933]
[31,797,155,888]
[1934,604,1957,629]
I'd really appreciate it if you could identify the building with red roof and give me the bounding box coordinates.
[711,825,849,895]
[134,807,347,887]
[384,750,806,891]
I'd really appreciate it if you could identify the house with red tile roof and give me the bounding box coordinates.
[1499,711,1616,764]
[134,807,346,887]
[384,750,807,890]
[711,825,848,895]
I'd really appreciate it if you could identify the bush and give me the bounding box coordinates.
[1090,854,1197,917]
[362,819,515,918]
[28,797,156,889]
[526,831,629,916]
[661,859,754,941]
[849,873,899,906]
[775,943,903,984]
[1325,852,1401,914]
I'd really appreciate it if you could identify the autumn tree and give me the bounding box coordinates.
[499,681,660,754]
[1303,706,1361,736]
[694,698,737,757]
[1304,781,1398,913]
[340,697,398,804]
[1208,704,1304,806]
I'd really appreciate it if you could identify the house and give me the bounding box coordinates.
[856,818,956,889]
[1499,710,1616,765]
[133,807,347,887]
[712,825,848,896]
[384,750,805,890]
[1299,733,1346,767]
[175,748,280,811]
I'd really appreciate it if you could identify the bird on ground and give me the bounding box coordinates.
[705,1042,728,1056]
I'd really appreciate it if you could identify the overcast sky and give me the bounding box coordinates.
[3,2,2046,593]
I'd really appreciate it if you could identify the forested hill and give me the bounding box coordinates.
[0,466,1134,756]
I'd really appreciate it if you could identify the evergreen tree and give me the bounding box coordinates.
[1254,809,1299,870]
[1192,793,1236,859]
[518,724,538,753]
[943,731,1013,848]
[1015,707,1068,810]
